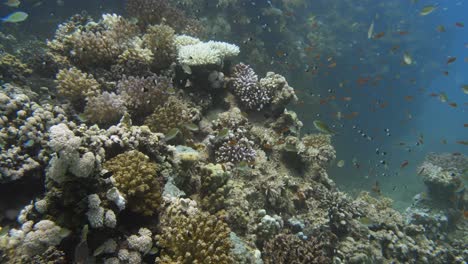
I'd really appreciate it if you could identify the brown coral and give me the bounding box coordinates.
[263,232,336,264]
[55,67,100,103]
[0,53,32,82]
[103,150,163,216]
[144,96,198,134]
[142,24,177,70]
[156,206,234,264]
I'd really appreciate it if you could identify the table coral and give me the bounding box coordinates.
[103,150,163,216]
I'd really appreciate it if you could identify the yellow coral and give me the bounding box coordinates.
[103,150,162,216]
[55,67,100,103]
[156,207,234,264]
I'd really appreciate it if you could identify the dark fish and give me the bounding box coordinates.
[455,22,464,27]
[400,160,409,168]
[447,57,457,64]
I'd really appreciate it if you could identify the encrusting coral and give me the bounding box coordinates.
[103,150,163,216]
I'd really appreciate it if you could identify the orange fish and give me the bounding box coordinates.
[373,32,385,39]
[464,124,468,127]
[449,102,457,108]
[447,57,457,64]
[404,96,414,101]
[328,62,337,68]
[372,181,381,195]
[342,96,352,101]
[429,93,438,97]
[397,31,409,35]
[464,210,468,219]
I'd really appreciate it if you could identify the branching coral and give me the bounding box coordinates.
[142,24,177,70]
[126,0,195,32]
[144,96,199,134]
[263,232,336,264]
[230,63,271,111]
[199,163,231,214]
[0,53,32,82]
[103,150,163,216]
[117,74,172,115]
[55,67,100,103]
[156,204,234,263]
[0,88,68,182]
[83,92,127,126]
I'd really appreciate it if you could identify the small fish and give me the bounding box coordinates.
[397,31,409,35]
[1,11,28,23]
[462,85,468,94]
[328,62,337,68]
[313,120,336,134]
[464,124,468,127]
[456,140,468,145]
[417,167,425,176]
[455,22,464,28]
[337,160,345,168]
[4,0,20,7]
[436,25,446,32]
[403,52,413,65]
[447,57,456,64]
[372,181,381,195]
[373,32,385,39]
[164,128,180,142]
[368,21,375,39]
[183,122,199,132]
[439,92,448,103]
[448,102,457,108]
[404,95,414,101]
[400,160,409,168]
[420,5,437,16]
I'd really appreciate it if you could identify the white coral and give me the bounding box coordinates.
[178,40,240,66]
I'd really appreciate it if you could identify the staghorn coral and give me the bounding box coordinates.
[142,24,177,70]
[156,203,234,263]
[263,232,336,264]
[144,96,199,134]
[103,150,163,216]
[83,92,127,126]
[230,63,271,111]
[117,74,172,115]
[55,67,100,103]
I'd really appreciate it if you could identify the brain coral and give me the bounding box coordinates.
[103,150,163,216]
[156,207,233,264]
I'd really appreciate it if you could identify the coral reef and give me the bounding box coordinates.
[0,53,32,82]
[103,150,163,216]
[1,9,466,264]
